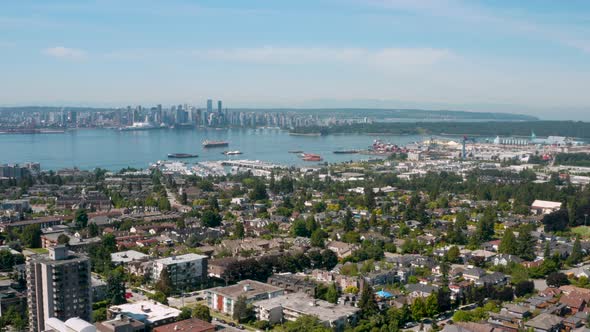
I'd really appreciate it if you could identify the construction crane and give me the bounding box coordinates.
[462,135,475,159]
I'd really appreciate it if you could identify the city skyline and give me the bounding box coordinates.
[2,1,590,120]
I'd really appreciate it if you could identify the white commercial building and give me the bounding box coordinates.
[151,253,208,290]
[531,200,562,215]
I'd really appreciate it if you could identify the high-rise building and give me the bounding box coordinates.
[217,100,222,113]
[207,99,213,113]
[69,111,77,127]
[27,245,92,332]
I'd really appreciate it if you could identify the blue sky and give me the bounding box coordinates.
[1,0,590,119]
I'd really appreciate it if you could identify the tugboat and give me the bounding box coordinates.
[202,140,229,148]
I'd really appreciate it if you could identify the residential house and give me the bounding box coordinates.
[524,313,563,332]
[326,241,358,259]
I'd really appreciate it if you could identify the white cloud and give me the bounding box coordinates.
[42,46,86,59]
[189,46,453,67]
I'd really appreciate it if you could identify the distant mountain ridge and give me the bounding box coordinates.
[229,108,539,121]
[0,106,538,121]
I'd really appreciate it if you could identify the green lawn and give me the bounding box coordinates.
[572,226,590,238]
[26,248,49,254]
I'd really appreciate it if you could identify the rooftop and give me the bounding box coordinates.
[154,253,208,266]
[109,301,181,324]
[111,250,150,263]
[153,318,215,332]
[209,279,284,300]
[255,292,359,323]
[531,200,562,209]
[525,313,563,330]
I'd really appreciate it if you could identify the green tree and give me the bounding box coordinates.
[158,197,171,211]
[326,283,339,304]
[455,212,468,230]
[499,230,517,255]
[57,234,70,245]
[358,283,378,318]
[192,304,212,322]
[150,291,168,304]
[365,187,376,210]
[476,209,496,243]
[567,237,583,266]
[234,222,245,239]
[291,219,310,237]
[516,226,536,261]
[20,224,42,248]
[232,295,254,323]
[178,307,192,321]
[75,208,89,229]
[310,229,326,248]
[546,272,569,287]
[102,233,117,252]
[342,209,354,232]
[446,246,460,263]
[249,182,268,201]
[321,249,338,269]
[0,250,15,271]
[107,271,127,305]
[155,268,173,296]
[92,307,107,322]
[275,315,331,332]
[88,222,100,237]
[201,209,222,228]
[412,297,427,321]
[425,294,439,317]
[510,264,530,284]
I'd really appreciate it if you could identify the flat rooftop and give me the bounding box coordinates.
[255,292,359,322]
[109,301,180,324]
[154,253,208,265]
[209,279,283,300]
[111,250,149,263]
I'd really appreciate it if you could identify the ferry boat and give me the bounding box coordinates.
[120,122,159,131]
[202,140,229,148]
[222,151,243,155]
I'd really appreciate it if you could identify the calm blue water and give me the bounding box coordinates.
[0,128,429,170]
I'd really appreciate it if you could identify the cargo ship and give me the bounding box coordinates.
[202,140,229,148]
[300,153,323,161]
[288,150,304,154]
[333,150,359,154]
[168,153,198,159]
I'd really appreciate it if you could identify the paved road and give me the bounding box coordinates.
[165,186,192,212]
